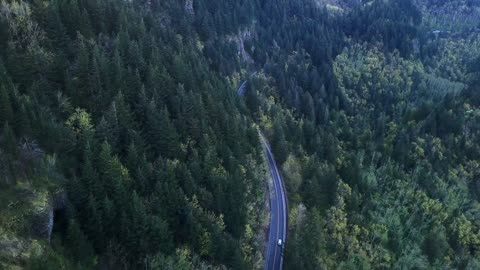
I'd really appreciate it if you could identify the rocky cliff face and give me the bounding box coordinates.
[0,145,66,268]
[33,191,66,242]
[0,187,53,268]
[185,0,194,15]
[314,0,362,12]
[227,29,255,64]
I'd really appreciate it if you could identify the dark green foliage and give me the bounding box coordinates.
[422,225,449,263]
[0,0,266,268]
[65,220,95,267]
[0,15,8,55]
[1,0,480,269]
[145,104,180,159]
[2,122,17,158]
[0,85,13,127]
[346,0,422,56]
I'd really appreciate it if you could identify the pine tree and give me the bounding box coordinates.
[110,48,124,96]
[126,142,139,173]
[128,191,148,260]
[88,54,103,109]
[0,15,8,55]
[14,103,31,137]
[67,175,86,214]
[223,170,246,238]
[73,36,91,108]
[97,142,130,212]
[114,92,135,131]
[271,118,288,164]
[59,0,82,37]
[422,225,449,263]
[148,215,173,254]
[84,0,105,34]
[79,8,94,39]
[0,85,13,127]
[82,142,101,199]
[44,2,70,52]
[102,103,120,148]
[125,68,142,104]
[2,122,17,158]
[85,193,104,250]
[101,196,115,239]
[112,91,136,150]
[66,220,95,266]
[146,102,180,158]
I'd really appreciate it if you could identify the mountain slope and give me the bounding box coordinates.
[1,0,480,269]
[0,0,268,268]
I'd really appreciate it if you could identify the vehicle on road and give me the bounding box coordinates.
[277,239,283,246]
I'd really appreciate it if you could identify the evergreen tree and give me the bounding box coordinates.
[1,0,479,268]
[145,102,181,158]
[84,193,104,250]
[66,220,95,267]
[2,122,17,158]
[271,118,288,165]
[0,85,13,127]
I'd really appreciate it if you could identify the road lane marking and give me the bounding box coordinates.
[239,82,285,270]
[259,132,287,270]
[261,133,279,269]
[264,136,286,270]
[267,145,281,270]
[272,152,287,244]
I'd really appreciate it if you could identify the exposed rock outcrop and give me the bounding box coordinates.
[185,0,194,15]
[227,29,255,64]
[314,0,362,12]
[29,190,67,242]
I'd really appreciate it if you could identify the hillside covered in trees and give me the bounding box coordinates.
[0,0,479,269]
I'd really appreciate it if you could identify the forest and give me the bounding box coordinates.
[0,0,479,269]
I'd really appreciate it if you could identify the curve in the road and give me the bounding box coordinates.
[237,80,248,96]
[260,133,288,270]
[237,77,288,270]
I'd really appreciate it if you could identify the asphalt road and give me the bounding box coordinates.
[237,80,248,96]
[237,78,287,270]
[259,133,287,270]
[237,72,258,96]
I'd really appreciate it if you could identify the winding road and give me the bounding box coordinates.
[237,77,288,270]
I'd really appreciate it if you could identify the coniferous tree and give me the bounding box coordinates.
[0,85,13,127]
[85,193,104,250]
[1,0,479,268]
[271,118,288,165]
[146,102,180,158]
[66,220,95,266]
[2,122,17,158]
